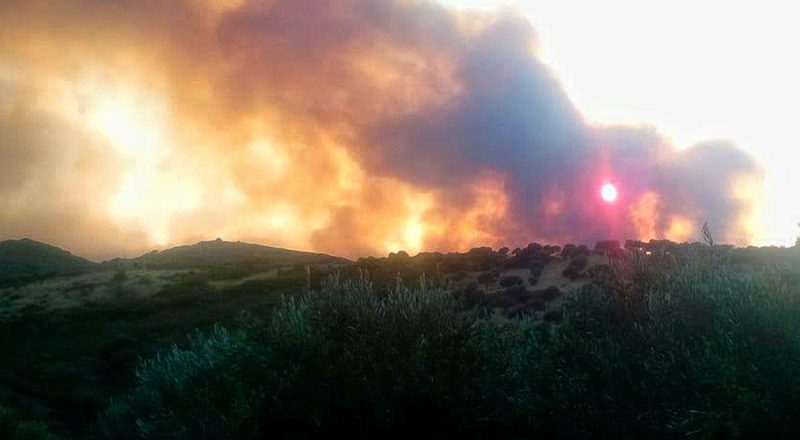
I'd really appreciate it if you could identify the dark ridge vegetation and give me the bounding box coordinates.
[505,243,560,269]
[325,241,586,292]
[561,243,589,259]
[350,246,508,289]
[98,253,800,439]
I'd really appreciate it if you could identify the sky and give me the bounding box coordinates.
[0,0,793,260]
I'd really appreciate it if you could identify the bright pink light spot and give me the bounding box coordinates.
[601,183,618,203]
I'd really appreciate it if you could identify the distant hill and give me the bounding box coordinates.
[121,238,350,271]
[0,238,97,285]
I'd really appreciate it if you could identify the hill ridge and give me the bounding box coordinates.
[115,237,350,270]
[0,237,98,284]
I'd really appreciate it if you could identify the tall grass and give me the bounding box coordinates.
[100,257,800,439]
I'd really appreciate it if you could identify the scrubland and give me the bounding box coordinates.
[2,244,800,439]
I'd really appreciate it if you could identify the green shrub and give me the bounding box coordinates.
[498,275,523,288]
[476,271,498,285]
[0,404,59,440]
[557,256,800,438]
[100,278,487,439]
[528,299,546,311]
[562,255,588,279]
[100,258,800,439]
[542,310,562,322]
[536,285,561,302]
[112,270,128,283]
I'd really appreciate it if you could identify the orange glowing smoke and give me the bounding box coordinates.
[629,192,660,241]
[0,0,763,259]
[664,216,695,242]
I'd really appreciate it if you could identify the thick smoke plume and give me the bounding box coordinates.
[0,0,762,259]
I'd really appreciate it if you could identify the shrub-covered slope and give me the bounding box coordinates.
[101,255,800,439]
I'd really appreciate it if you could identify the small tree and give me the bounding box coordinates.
[702,221,715,247]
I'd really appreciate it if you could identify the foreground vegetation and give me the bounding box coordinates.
[100,254,800,439]
[0,268,309,439]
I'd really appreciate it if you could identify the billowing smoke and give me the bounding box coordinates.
[0,0,762,259]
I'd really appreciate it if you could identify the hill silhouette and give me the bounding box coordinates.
[123,238,350,271]
[0,238,97,284]
[0,238,350,286]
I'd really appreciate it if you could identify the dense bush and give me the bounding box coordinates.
[505,243,552,269]
[528,262,545,285]
[536,285,561,302]
[498,275,523,288]
[562,255,589,279]
[101,278,487,439]
[101,258,800,439]
[528,299,546,312]
[594,240,621,253]
[503,284,530,303]
[111,269,128,282]
[0,404,59,440]
[476,270,498,285]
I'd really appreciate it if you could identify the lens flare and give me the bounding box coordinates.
[601,183,618,203]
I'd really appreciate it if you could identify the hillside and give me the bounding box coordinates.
[2,239,800,439]
[123,238,350,272]
[0,238,97,285]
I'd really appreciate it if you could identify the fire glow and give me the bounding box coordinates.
[0,0,764,259]
[600,183,618,203]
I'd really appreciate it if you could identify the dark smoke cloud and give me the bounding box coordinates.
[0,0,762,259]
[313,1,762,247]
